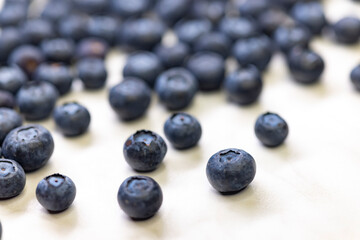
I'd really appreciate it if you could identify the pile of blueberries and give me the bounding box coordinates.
[1,0,360,232]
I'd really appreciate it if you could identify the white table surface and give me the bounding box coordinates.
[2,0,360,239]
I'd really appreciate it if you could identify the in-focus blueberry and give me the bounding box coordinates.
[164,112,201,149]
[109,78,151,121]
[175,19,212,47]
[0,66,27,95]
[194,32,231,59]
[2,124,54,172]
[0,159,26,199]
[41,38,75,64]
[154,42,190,69]
[186,52,225,91]
[53,102,91,137]
[77,58,107,90]
[155,68,198,110]
[117,175,163,220]
[36,173,76,213]
[0,108,22,144]
[255,112,289,147]
[123,130,167,172]
[206,148,256,193]
[332,17,360,44]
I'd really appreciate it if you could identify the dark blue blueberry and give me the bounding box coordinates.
[239,0,269,18]
[41,0,70,24]
[109,78,151,121]
[206,148,256,193]
[155,0,191,26]
[0,3,27,27]
[194,32,231,59]
[8,45,45,78]
[41,38,75,64]
[287,47,325,84]
[117,175,163,220]
[0,66,27,95]
[73,0,109,14]
[120,18,166,51]
[16,81,59,121]
[232,35,273,71]
[0,27,23,64]
[86,16,118,45]
[36,173,76,213]
[291,2,327,35]
[175,19,212,47]
[34,63,73,95]
[164,112,201,150]
[77,58,107,90]
[351,64,360,91]
[2,124,54,172]
[191,0,226,24]
[186,52,225,91]
[123,130,167,172]
[21,18,55,45]
[111,0,152,18]
[58,14,88,42]
[123,51,163,88]
[257,7,294,36]
[76,38,109,60]
[0,108,22,144]
[0,159,26,199]
[53,102,91,137]
[0,90,16,109]
[219,17,260,42]
[255,112,289,147]
[332,17,360,44]
[274,24,311,53]
[270,0,297,9]
[154,42,190,69]
[155,68,198,110]
[224,66,263,105]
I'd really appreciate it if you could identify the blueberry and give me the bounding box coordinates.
[274,24,311,53]
[16,81,59,121]
[164,112,201,149]
[41,38,75,64]
[8,45,45,78]
[156,0,191,26]
[291,2,327,35]
[191,0,226,24]
[0,90,16,109]
[123,130,167,172]
[219,17,260,42]
[0,221,2,239]
[2,124,54,172]
[257,7,293,36]
[0,159,26,199]
[86,16,118,45]
[232,35,273,71]
[21,18,55,45]
[206,148,256,194]
[155,68,198,110]
[194,32,231,59]
[0,66,27,95]
[0,3,27,27]
[123,51,163,88]
[111,0,152,18]
[154,42,190,69]
[0,108,22,144]
[287,47,325,84]
[175,19,212,47]
[58,13,88,42]
[186,52,225,91]
[351,64,360,91]
[224,66,263,105]
[332,17,360,44]
[77,58,107,90]
[41,0,70,24]
[117,175,163,220]
[109,78,151,121]
[120,18,166,51]
[36,173,76,213]
[76,38,109,60]
[270,0,297,9]
[73,0,109,14]
[255,112,289,147]
[239,0,269,18]
[0,27,23,64]
[53,102,91,137]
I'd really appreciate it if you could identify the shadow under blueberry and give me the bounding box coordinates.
[42,205,79,233]
[62,130,93,147]
[136,163,168,185]
[123,212,164,239]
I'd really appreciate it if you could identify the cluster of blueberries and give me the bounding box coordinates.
[0,0,360,231]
